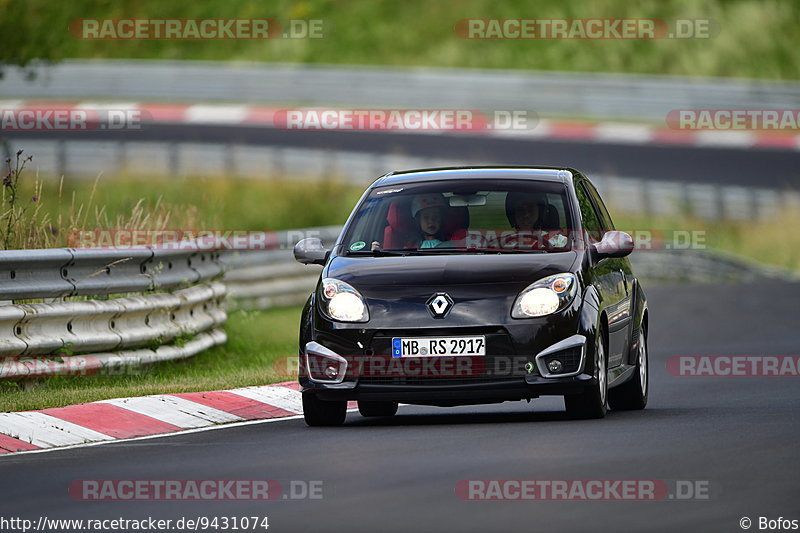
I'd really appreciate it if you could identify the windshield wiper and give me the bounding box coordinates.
[410,248,485,254]
[415,248,547,254]
[346,249,414,257]
[489,249,547,254]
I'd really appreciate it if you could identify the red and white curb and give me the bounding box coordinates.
[2,100,799,151]
[0,382,339,456]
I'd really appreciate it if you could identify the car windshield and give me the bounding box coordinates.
[342,179,575,254]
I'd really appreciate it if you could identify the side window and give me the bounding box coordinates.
[584,181,615,231]
[576,182,604,243]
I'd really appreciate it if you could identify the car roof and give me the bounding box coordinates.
[371,166,581,188]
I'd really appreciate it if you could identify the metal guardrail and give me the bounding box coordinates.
[0,329,227,379]
[2,60,799,121]
[0,241,229,377]
[0,228,338,378]
[0,281,227,376]
[0,246,224,300]
[4,282,226,356]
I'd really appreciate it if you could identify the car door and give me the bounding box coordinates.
[576,180,629,368]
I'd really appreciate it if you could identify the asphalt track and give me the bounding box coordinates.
[9,124,800,188]
[1,281,798,533]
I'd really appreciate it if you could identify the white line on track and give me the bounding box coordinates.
[225,386,304,414]
[0,411,359,459]
[0,412,115,448]
[99,395,244,428]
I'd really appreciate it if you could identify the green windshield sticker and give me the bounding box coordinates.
[349,241,366,251]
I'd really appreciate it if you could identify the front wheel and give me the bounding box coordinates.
[302,392,347,427]
[564,328,608,419]
[609,328,649,410]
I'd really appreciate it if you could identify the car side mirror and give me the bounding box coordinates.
[294,237,329,266]
[592,231,634,260]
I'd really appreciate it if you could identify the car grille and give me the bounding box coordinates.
[356,376,525,386]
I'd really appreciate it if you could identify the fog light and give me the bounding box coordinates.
[324,365,339,379]
[547,359,563,374]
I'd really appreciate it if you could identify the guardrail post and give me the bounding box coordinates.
[273,146,285,176]
[116,141,126,175]
[681,181,694,218]
[56,139,66,178]
[714,184,725,221]
[168,141,180,177]
[225,143,236,176]
[749,188,760,221]
[641,180,653,216]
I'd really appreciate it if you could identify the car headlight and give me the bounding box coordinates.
[319,278,369,322]
[512,273,578,318]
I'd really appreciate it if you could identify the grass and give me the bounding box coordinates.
[0,306,302,412]
[1,169,362,249]
[1,0,798,80]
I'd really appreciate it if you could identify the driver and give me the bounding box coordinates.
[505,192,547,231]
[504,192,547,248]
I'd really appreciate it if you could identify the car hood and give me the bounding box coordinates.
[322,252,580,329]
[326,252,578,287]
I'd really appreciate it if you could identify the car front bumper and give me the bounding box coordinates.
[299,333,597,406]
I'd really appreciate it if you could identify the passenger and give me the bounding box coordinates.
[411,193,447,248]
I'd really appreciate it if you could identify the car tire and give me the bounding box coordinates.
[564,327,608,419]
[358,401,399,418]
[302,391,347,427]
[609,328,648,411]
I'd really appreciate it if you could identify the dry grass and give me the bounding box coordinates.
[0,158,360,251]
[1,151,207,250]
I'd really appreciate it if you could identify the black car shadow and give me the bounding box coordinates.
[344,406,690,427]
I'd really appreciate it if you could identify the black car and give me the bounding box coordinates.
[294,167,648,426]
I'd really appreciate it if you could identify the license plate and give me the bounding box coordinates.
[391,336,486,357]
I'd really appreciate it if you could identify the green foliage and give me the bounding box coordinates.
[0,0,797,79]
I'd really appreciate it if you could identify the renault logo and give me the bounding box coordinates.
[426,292,453,318]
